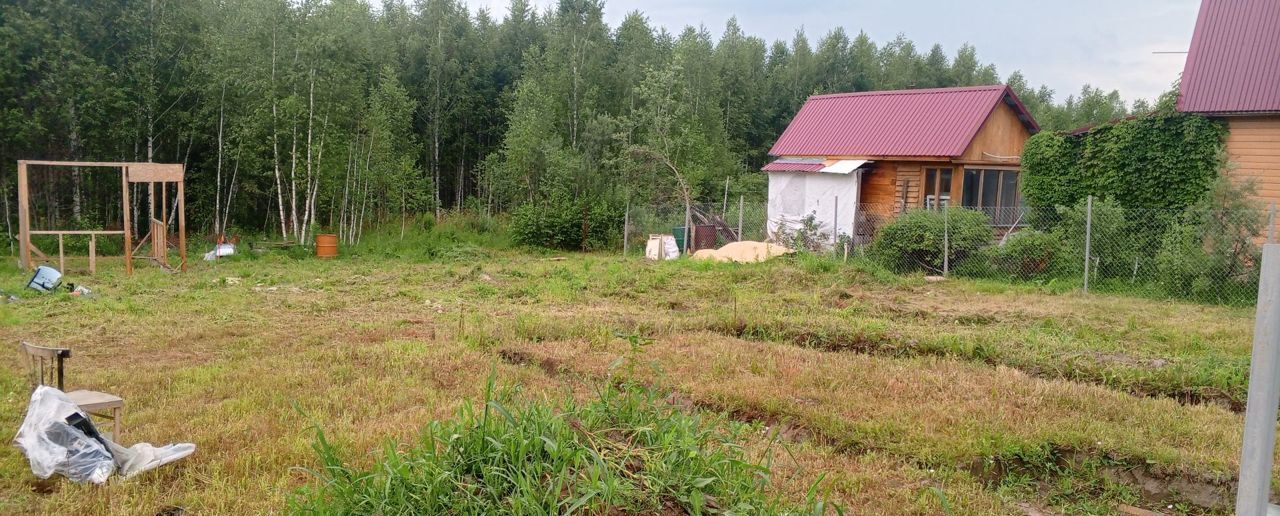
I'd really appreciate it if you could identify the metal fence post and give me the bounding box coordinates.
[722,177,730,215]
[1236,244,1280,515]
[833,196,839,245]
[943,203,950,276]
[1269,201,1276,244]
[1083,195,1093,294]
[737,195,744,241]
[683,200,691,254]
[622,200,630,256]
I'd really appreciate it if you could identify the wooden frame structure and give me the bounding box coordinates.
[17,160,186,275]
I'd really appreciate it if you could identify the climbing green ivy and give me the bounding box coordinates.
[1021,113,1227,212]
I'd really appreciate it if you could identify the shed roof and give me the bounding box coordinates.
[761,157,825,172]
[1178,0,1280,114]
[767,85,1038,158]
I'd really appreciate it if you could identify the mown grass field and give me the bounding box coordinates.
[0,231,1268,514]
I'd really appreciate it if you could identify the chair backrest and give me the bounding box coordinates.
[18,342,70,391]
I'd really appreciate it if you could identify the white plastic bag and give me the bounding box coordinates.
[15,386,198,483]
[107,441,196,478]
[203,243,235,261]
[645,234,681,261]
[14,386,115,484]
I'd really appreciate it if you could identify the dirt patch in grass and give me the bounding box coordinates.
[497,347,564,377]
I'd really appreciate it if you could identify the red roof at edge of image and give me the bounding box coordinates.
[1178,0,1280,115]
[767,85,1039,158]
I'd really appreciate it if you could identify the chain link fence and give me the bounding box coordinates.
[622,198,769,254]
[624,196,1271,306]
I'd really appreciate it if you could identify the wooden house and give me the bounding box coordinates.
[763,85,1040,242]
[1177,0,1280,232]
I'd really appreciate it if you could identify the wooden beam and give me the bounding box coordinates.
[28,230,124,235]
[21,160,155,168]
[161,182,168,227]
[88,235,96,275]
[17,161,29,270]
[131,232,151,257]
[121,168,132,276]
[126,163,184,183]
[28,241,49,261]
[57,234,64,273]
[178,180,186,272]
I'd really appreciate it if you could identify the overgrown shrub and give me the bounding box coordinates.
[349,212,510,262]
[510,192,623,250]
[991,230,1059,279]
[1154,177,1262,303]
[774,212,827,252]
[869,208,993,273]
[1050,197,1138,279]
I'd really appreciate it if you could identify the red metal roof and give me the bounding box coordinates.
[761,159,825,172]
[1178,0,1280,114]
[768,85,1038,158]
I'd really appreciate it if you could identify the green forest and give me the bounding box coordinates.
[0,0,1143,241]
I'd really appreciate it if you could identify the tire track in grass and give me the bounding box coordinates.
[499,334,1248,514]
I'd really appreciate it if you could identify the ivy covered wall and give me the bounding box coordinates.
[1021,113,1227,211]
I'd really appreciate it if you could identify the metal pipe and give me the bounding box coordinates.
[1083,195,1093,293]
[1237,244,1280,515]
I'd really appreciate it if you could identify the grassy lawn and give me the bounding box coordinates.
[0,245,1264,514]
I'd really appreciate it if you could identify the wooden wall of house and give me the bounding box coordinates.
[859,161,898,212]
[893,163,923,213]
[957,101,1032,162]
[1224,115,1280,235]
[859,161,929,213]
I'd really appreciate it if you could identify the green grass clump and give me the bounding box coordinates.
[292,379,830,515]
[347,212,511,262]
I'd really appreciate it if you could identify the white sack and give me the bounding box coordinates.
[13,386,115,484]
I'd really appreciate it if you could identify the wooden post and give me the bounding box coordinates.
[57,234,64,273]
[88,235,96,275]
[161,182,168,228]
[121,167,132,276]
[178,180,186,271]
[622,200,630,256]
[1237,244,1280,515]
[17,161,30,271]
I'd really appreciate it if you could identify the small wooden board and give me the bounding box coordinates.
[126,164,184,183]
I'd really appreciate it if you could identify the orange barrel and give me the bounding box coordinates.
[315,234,338,258]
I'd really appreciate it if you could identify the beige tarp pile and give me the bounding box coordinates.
[691,241,793,263]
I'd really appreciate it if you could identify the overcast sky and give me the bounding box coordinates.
[472,0,1200,105]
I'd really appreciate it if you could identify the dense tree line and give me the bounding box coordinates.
[0,0,1140,240]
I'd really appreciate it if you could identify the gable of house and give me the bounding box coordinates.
[957,101,1034,163]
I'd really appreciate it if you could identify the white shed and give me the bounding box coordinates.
[764,158,869,244]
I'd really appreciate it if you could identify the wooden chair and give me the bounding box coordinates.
[19,342,124,441]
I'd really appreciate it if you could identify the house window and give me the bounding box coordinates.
[961,169,1024,226]
[924,168,952,209]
